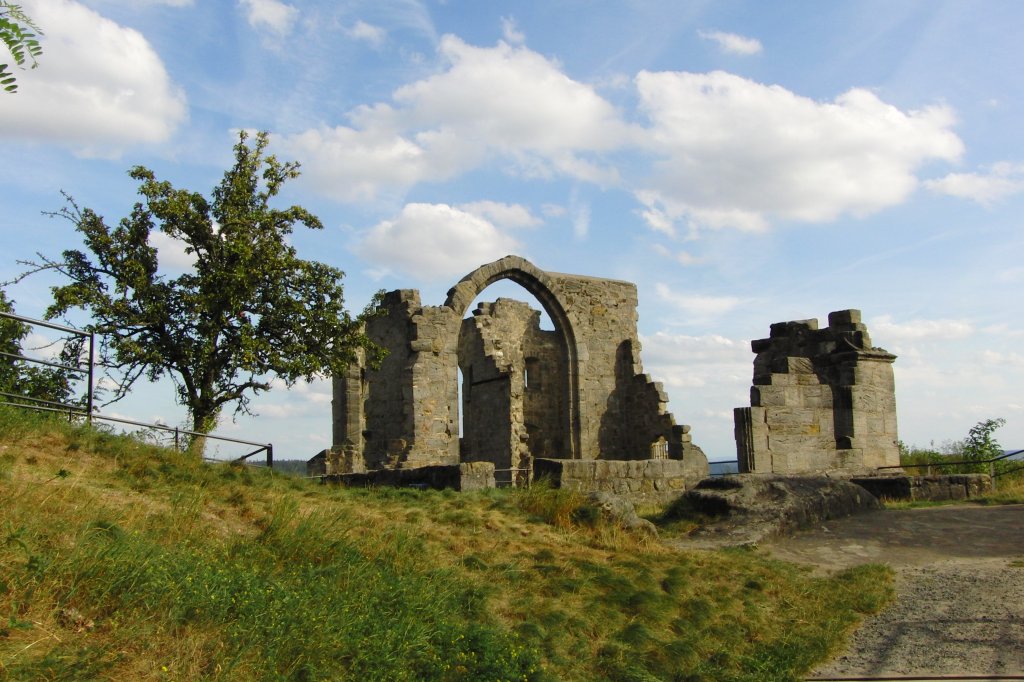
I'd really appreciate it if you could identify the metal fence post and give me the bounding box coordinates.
[990,460,996,492]
[86,331,94,424]
[266,444,274,469]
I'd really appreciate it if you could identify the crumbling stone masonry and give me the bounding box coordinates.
[733,309,899,474]
[331,255,707,483]
[459,299,566,484]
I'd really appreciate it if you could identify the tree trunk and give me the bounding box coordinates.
[186,409,219,458]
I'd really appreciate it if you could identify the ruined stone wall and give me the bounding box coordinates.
[335,290,419,469]
[458,300,528,475]
[405,304,462,467]
[733,309,899,474]
[334,256,707,479]
[522,315,566,459]
[458,299,566,477]
[332,289,462,469]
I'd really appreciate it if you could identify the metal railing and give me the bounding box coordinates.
[0,310,94,419]
[494,466,531,487]
[2,393,274,468]
[708,459,739,476]
[1,311,273,468]
[879,449,1024,491]
[808,674,1024,680]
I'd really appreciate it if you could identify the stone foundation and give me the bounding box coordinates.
[325,461,496,492]
[851,474,991,502]
[533,457,705,503]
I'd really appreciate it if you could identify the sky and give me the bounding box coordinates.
[2,0,1023,462]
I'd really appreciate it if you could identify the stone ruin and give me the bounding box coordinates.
[733,309,900,474]
[326,255,708,493]
[317,255,927,501]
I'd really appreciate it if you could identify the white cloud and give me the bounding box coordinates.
[354,203,522,281]
[924,162,1024,207]
[997,267,1024,284]
[457,200,540,228]
[256,403,304,418]
[870,314,974,342]
[541,203,566,217]
[393,36,631,154]
[0,0,187,155]
[279,122,482,202]
[239,0,297,36]
[644,331,748,363]
[347,20,385,47]
[634,70,963,233]
[655,283,741,318]
[87,0,193,5]
[279,35,632,201]
[21,332,65,361]
[653,244,704,266]
[640,331,751,457]
[980,350,1024,368]
[149,231,197,272]
[698,30,763,55]
[501,16,525,45]
[571,202,590,239]
[636,194,677,236]
[280,35,963,235]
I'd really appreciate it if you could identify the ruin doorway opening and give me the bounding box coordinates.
[456,279,573,486]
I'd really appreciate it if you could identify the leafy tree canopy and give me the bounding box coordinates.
[29,131,380,452]
[1,2,43,94]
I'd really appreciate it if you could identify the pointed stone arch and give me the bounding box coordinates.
[446,256,582,459]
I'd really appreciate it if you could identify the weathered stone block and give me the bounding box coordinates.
[787,357,814,374]
[827,309,861,326]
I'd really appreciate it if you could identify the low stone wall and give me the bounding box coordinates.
[533,458,704,503]
[325,461,495,492]
[851,474,991,502]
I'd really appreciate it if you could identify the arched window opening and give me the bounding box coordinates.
[457,279,571,481]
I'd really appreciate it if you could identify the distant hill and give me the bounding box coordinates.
[270,459,310,476]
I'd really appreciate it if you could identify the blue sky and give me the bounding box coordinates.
[2,0,1023,461]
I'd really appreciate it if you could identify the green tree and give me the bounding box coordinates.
[962,417,1006,462]
[0,289,76,408]
[1,2,43,94]
[30,131,379,453]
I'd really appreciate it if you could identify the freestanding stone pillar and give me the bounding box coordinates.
[733,309,899,474]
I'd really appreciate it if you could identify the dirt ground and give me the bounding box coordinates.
[759,504,1024,679]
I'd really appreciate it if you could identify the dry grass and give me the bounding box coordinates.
[0,407,893,681]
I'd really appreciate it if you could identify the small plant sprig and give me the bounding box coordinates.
[1,2,43,94]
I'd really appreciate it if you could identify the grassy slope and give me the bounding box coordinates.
[0,408,893,681]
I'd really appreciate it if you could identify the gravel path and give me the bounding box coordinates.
[760,504,1024,679]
